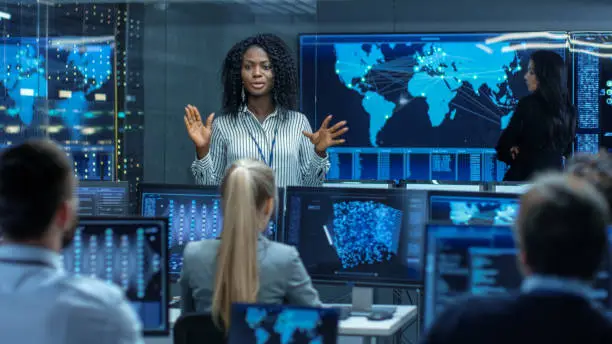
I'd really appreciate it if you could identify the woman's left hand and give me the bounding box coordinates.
[302,115,349,156]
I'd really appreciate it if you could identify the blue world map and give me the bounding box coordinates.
[245,307,324,344]
[0,38,113,144]
[333,41,519,147]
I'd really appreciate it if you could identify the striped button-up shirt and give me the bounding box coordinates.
[191,108,330,187]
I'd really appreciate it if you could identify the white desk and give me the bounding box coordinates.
[163,304,417,344]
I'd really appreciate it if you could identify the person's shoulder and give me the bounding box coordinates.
[437,294,516,324]
[261,240,302,268]
[184,239,220,259]
[283,109,308,123]
[518,93,542,107]
[55,275,129,313]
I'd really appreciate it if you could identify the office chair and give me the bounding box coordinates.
[173,312,225,344]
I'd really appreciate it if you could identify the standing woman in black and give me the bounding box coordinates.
[496,50,576,181]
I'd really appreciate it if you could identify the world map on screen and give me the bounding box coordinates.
[0,38,113,145]
[334,41,519,147]
[300,34,567,149]
[245,307,325,344]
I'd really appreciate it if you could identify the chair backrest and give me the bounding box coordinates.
[173,312,225,344]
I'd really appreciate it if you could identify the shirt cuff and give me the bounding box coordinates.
[192,153,211,170]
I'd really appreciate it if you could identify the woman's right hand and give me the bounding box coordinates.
[184,105,214,158]
[510,146,520,160]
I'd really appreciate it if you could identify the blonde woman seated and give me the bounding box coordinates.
[179,159,322,329]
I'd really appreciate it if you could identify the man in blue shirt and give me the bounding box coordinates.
[422,173,612,344]
[0,140,144,344]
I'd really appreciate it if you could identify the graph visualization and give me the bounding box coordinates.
[300,32,568,181]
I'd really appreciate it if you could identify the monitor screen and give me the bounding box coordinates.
[61,217,169,335]
[76,181,129,216]
[299,32,568,182]
[228,303,339,344]
[428,191,520,225]
[284,186,428,286]
[404,180,482,192]
[424,224,612,327]
[0,36,117,180]
[493,183,531,194]
[570,32,609,154]
[139,184,281,282]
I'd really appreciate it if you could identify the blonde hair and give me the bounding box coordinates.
[211,159,276,330]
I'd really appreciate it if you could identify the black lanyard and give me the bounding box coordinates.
[0,258,55,268]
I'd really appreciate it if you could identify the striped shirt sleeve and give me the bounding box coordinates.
[299,115,330,186]
[190,119,226,186]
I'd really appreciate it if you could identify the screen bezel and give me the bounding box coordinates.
[283,186,425,288]
[76,215,170,336]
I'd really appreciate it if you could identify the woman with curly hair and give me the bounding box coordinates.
[184,34,348,187]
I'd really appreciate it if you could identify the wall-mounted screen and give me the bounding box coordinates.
[300,32,568,182]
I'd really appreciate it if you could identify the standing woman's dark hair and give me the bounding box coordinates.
[221,34,298,117]
[529,50,576,152]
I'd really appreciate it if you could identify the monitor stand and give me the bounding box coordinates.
[348,286,396,316]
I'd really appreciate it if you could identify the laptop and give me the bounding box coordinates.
[228,303,340,344]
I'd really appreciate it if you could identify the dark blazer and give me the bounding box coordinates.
[179,236,321,313]
[496,93,576,181]
[421,291,612,344]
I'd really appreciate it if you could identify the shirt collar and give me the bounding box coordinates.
[521,274,595,301]
[241,106,279,120]
[0,243,63,270]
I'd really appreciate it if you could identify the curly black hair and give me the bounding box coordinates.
[221,33,298,117]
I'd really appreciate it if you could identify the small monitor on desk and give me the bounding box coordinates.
[402,180,483,192]
[139,184,281,282]
[423,223,612,327]
[76,181,129,216]
[284,186,428,316]
[428,190,520,225]
[62,216,169,335]
[228,303,339,344]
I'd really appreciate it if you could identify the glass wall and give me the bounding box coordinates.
[2,0,612,203]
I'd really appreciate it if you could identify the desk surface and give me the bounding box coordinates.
[170,304,417,337]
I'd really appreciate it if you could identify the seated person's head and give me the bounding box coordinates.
[214,159,276,329]
[0,140,78,250]
[566,151,612,210]
[516,172,609,281]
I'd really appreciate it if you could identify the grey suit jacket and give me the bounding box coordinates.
[179,236,321,313]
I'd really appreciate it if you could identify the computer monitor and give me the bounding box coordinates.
[402,180,483,192]
[139,184,282,282]
[228,303,340,344]
[493,183,532,194]
[284,186,428,314]
[299,32,568,182]
[428,190,520,225]
[423,223,612,327]
[61,216,169,335]
[76,181,129,216]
